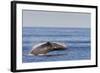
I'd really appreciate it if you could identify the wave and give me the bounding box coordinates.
[22,27,90,35]
[22,36,90,42]
[22,34,90,37]
[23,40,90,44]
[23,27,90,31]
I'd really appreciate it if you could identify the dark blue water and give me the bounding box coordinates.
[22,27,91,63]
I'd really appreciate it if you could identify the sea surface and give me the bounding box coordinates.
[22,27,91,63]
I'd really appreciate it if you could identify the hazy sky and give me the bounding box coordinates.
[23,10,91,28]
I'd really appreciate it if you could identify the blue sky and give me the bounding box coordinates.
[23,10,91,28]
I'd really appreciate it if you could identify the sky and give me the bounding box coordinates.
[23,10,91,28]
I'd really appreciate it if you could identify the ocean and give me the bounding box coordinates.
[22,27,91,63]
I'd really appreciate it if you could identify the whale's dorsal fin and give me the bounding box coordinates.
[46,42,51,46]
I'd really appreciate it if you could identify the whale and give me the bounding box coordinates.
[30,42,67,56]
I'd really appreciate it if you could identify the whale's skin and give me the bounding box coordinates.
[30,42,67,55]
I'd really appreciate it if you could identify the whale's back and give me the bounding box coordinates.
[30,42,67,55]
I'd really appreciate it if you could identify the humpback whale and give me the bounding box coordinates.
[30,42,67,56]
